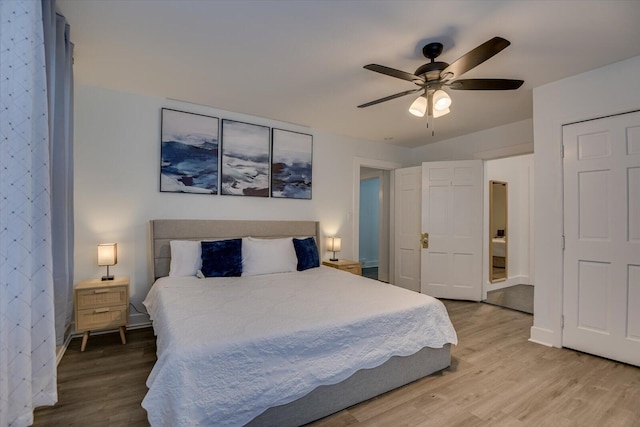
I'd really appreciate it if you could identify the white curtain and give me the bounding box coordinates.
[0,1,58,426]
[42,0,74,347]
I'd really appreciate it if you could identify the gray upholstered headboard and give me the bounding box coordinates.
[150,219,321,280]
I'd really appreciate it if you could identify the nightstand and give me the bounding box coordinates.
[74,276,130,352]
[322,259,362,276]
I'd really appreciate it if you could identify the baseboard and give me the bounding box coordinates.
[130,312,151,325]
[56,318,153,364]
[127,321,153,331]
[486,275,530,292]
[516,275,530,285]
[56,333,73,366]
[529,326,555,347]
[68,320,152,339]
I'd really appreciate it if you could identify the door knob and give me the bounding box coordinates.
[421,232,429,249]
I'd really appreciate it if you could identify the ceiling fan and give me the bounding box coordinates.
[358,36,524,119]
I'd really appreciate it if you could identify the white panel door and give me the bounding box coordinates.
[421,160,483,300]
[563,111,640,366]
[393,166,421,292]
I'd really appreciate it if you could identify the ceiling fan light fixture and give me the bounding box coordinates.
[408,95,427,117]
[433,89,452,111]
[433,107,450,118]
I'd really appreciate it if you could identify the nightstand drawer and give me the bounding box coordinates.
[339,264,362,275]
[322,260,362,276]
[76,285,128,309]
[76,305,128,332]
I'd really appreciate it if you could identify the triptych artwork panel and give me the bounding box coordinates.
[271,128,312,200]
[160,109,312,199]
[160,109,219,194]
[221,119,271,197]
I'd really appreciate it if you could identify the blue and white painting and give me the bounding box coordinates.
[271,129,312,199]
[161,109,219,194]
[221,120,270,197]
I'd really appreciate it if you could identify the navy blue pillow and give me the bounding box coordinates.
[293,237,320,271]
[200,239,242,277]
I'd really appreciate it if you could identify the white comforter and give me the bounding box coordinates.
[142,266,457,426]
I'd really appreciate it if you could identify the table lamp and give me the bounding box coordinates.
[98,243,117,281]
[327,236,341,261]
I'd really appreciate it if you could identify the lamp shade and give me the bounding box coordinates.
[433,90,452,111]
[433,107,450,118]
[97,243,117,266]
[326,237,342,252]
[408,96,427,117]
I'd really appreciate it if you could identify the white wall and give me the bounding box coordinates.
[409,118,533,163]
[74,84,411,325]
[484,154,533,296]
[531,54,640,347]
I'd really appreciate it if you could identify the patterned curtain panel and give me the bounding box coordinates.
[0,1,58,426]
[42,0,74,347]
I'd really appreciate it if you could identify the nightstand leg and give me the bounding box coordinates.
[119,326,127,345]
[81,331,90,352]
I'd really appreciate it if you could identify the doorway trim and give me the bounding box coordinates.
[353,157,402,281]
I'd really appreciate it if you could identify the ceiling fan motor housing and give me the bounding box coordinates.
[414,61,449,82]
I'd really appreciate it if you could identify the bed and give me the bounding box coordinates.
[142,219,457,426]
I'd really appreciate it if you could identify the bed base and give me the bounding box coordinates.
[248,344,451,426]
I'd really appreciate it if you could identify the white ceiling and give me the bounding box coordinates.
[57,0,640,148]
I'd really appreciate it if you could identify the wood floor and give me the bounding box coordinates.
[34,301,640,426]
[33,328,156,426]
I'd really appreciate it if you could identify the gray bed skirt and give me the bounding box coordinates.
[247,344,451,426]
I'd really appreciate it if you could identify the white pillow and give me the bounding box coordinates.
[169,240,202,276]
[241,237,298,276]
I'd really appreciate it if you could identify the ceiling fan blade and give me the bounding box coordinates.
[357,88,422,108]
[441,37,511,80]
[447,78,524,90]
[364,64,424,84]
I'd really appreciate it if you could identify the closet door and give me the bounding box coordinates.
[562,111,640,366]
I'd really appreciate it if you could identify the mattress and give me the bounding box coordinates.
[142,266,457,426]
[492,237,506,258]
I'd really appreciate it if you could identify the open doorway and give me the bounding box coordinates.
[359,167,391,282]
[482,154,534,314]
[353,157,402,285]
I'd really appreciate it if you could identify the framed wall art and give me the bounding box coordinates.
[271,128,313,199]
[221,119,270,197]
[160,108,219,194]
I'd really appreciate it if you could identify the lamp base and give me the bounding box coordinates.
[329,258,339,262]
[101,275,114,281]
